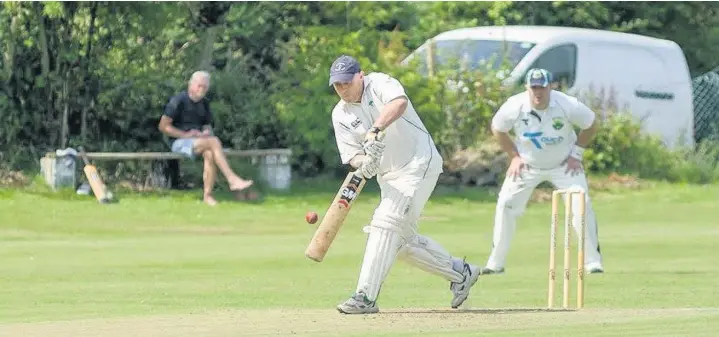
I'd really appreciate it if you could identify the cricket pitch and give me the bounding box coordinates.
[2,308,718,337]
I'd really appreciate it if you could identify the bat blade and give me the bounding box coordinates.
[78,147,112,204]
[305,170,367,262]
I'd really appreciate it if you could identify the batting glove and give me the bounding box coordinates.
[363,127,386,159]
[359,154,381,179]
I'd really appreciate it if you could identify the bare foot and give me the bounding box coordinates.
[229,178,253,192]
[203,194,218,206]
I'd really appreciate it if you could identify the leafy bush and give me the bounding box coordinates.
[396,58,515,156]
[209,62,289,151]
[584,113,679,177]
[270,27,383,176]
[579,89,719,184]
[670,140,719,184]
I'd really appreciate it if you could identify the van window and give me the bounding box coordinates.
[406,39,536,75]
[529,44,577,88]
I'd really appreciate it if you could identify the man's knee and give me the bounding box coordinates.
[496,194,526,217]
[368,186,417,234]
[202,150,214,162]
[209,136,222,148]
[366,209,414,242]
[195,136,222,151]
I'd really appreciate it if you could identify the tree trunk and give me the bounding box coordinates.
[57,2,77,149]
[2,15,17,89]
[81,2,98,141]
[34,3,55,145]
[61,71,69,148]
[198,25,218,70]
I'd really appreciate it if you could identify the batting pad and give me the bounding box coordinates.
[355,227,403,302]
[397,234,464,283]
[370,183,415,235]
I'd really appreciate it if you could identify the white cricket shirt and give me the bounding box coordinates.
[331,72,443,179]
[491,90,596,169]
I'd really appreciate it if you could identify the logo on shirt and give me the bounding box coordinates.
[523,132,544,149]
[552,117,565,130]
[351,118,362,128]
[522,131,565,149]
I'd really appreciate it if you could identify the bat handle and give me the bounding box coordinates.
[78,146,91,165]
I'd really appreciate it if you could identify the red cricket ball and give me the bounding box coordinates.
[305,211,319,224]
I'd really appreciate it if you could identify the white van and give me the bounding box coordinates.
[403,25,695,149]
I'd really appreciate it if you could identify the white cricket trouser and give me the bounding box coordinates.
[484,163,603,270]
[355,171,466,302]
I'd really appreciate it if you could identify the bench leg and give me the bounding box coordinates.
[167,159,181,189]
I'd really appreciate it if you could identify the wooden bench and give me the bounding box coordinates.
[40,148,293,191]
[78,148,292,161]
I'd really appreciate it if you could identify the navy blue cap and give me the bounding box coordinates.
[526,68,552,88]
[329,55,361,86]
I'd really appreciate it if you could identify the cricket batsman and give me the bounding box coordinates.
[328,55,481,314]
[481,68,604,275]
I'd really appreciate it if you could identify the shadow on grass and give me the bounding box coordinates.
[2,173,502,206]
[382,308,577,315]
[3,173,516,206]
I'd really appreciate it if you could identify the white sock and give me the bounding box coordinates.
[452,257,466,274]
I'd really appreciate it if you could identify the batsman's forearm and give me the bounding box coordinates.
[576,119,599,147]
[372,98,408,130]
[493,129,520,159]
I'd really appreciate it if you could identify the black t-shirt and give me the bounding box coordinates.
[163,91,213,143]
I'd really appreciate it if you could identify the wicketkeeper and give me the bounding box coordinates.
[481,68,604,275]
[328,55,481,314]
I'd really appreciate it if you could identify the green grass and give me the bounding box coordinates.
[1,179,718,336]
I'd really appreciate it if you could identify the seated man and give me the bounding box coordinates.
[158,71,253,206]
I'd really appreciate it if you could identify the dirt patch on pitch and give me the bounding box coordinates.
[2,307,717,337]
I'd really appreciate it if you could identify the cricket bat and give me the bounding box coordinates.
[78,146,113,204]
[305,170,367,262]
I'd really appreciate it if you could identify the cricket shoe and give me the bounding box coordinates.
[450,260,480,309]
[586,262,604,274]
[337,291,379,315]
[479,267,505,275]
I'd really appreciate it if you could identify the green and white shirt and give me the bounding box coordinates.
[492,90,596,169]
